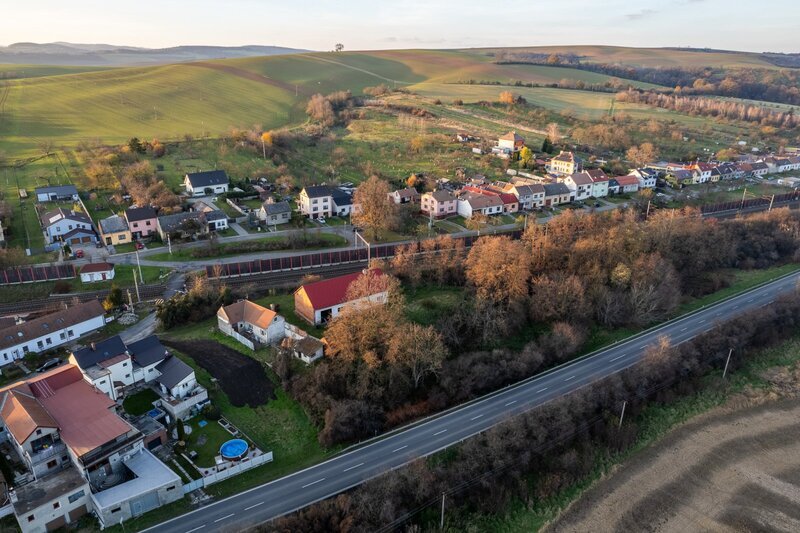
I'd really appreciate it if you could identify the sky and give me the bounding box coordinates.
[2,0,799,53]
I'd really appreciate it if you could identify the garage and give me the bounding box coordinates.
[68,504,88,522]
[45,515,66,531]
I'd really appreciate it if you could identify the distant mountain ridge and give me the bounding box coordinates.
[0,42,309,66]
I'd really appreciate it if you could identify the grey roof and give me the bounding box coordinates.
[185,169,229,188]
[98,214,129,235]
[262,200,292,215]
[35,184,78,197]
[128,335,168,368]
[331,188,352,207]
[158,211,202,233]
[40,208,91,228]
[91,449,180,511]
[543,183,570,196]
[428,190,456,202]
[512,184,544,196]
[125,206,157,222]
[155,355,193,389]
[205,210,227,222]
[303,185,336,198]
[0,300,105,351]
[568,172,593,186]
[72,335,127,369]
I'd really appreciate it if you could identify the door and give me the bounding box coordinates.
[81,236,91,243]
[46,515,66,531]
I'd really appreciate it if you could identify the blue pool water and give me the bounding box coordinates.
[198,420,208,428]
[147,408,161,418]
[220,439,249,460]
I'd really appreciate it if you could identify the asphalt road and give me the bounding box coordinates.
[144,270,800,533]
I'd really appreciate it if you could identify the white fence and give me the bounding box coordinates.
[226,329,256,350]
[182,451,273,494]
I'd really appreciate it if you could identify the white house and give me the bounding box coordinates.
[456,192,503,219]
[294,269,389,325]
[299,185,335,219]
[0,300,105,368]
[504,183,545,209]
[154,355,197,400]
[79,262,115,283]
[40,208,95,245]
[628,168,658,189]
[563,173,593,202]
[217,300,287,346]
[258,200,292,225]
[543,183,572,207]
[184,170,229,197]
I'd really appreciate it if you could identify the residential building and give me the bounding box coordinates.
[40,209,95,245]
[183,170,229,197]
[628,168,658,189]
[258,200,292,226]
[331,188,353,217]
[69,336,134,401]
[0,365,182,532]
[153,355,198,403]
[34,185,79,203]
[764,157,792,173]
[388,187,420,205]
[739,161,769,178]
[79,262,115,283]
[125,207,158,239]
[503,182,545,210]
[0,300,105,368]
[281,336,324,365]
[156,211,204,241]
[98,215,131,246]
[298,186,334,219]
[563,173,594,202]
[585,169,610,198]
[420,190,457,218]
[498,131,525,152]
[217,300,287,346]
[542,183,571,207]
[548,151,582,175]
[614,175,640,193]
[204,210,228,231]
[456,192,503,219]
[665,169,694,188]
[686,162,715,183]
[294,269,388,325]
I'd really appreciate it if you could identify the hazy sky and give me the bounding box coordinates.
[2,0,798,53]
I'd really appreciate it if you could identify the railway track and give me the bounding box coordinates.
[0,284,167,316]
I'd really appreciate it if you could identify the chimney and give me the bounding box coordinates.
[90,342,96,351]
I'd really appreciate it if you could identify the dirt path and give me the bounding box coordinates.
[443,105,549,136]
[546,398,800,533]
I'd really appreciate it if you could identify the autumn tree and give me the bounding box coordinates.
[626,142,658,168]
[306,94,335,127]
[499,91,516,105]
[386,323,447,388]
[546,122,561,143]
[519,146,533,167]
[351,175,400,239]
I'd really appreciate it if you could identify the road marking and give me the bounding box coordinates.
[747,298,754,303]
[433,429,448,436]
[505,400,517,406]
[244,502,264,511]
[611,354,626,362]
[392,445,408,453]
[537,387,549,393]
[214,514,235,523]
[301,478,326,488]
[699,319,706,323]
[680,327,688,332]
[564,375,575,382]
[343,462,364,472]
[470,414,484,421]
[185,527,205,533]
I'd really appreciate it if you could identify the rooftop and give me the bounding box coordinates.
[34,184,78,196]
[98,215,129,235]
[40,208,91,228]
[80,262,114,275]
[302,185,336,199]
[72,335,128,370]
[12,465,87,515]
[128,335,169,368]
[296,269,386,311]
[155,355,194,390]
[91,449,180,511]
[125,206,157,222]
[185,169,229,188]
[262,200,292,215]
[218,300,278,330]
[0,300,104,351]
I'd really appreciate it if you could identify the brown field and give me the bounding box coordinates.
[547,398,800,533]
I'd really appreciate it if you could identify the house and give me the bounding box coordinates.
[665,169,694,188]
[183,170,229,197]
[98,215,131,246]
[788,156,800,171]
[628,168,658,189]
[204,210,229,231]
[420,190,457,218]
[542,183,572,207]
[258,200,292,226]
[710,163,739,182]
[461,186,518,214]
[498,131,525,152]
[0,300,105,368]
[503,182,545,210]
[40,209,95,245]
[281,335,324,365]
[299,186,335,219]
[34,185,79,203]
[388,187,420,205]
[584,169,610,198]
[739,161,769,178]
[0,364,182,533]
[764,157,792,173]
[69,336,134,401]
[156,211,204,240]
[548,151,582,175]
[80,262,115,283]
[154,355,197,402]
[563,173,594,202]
[294,269,388,325]
[614,175,640,194]
[125,207,158,239]
[217,300,286,346]
[457,192,504,219]
[331,188,353,217]
[686,162,715,183]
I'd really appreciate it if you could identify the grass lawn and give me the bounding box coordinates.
[147,233,348,262]
[185,417,235,468]
[214,227,238,238]
[253,293,326,338]
[111,242,138,254]
[404,286,464,326]
[215,200,244,219]
[122,388,160,416]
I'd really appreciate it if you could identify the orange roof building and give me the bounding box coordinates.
[217,299,287,345]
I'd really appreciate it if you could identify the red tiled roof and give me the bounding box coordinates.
[498,193,518,205]
[615,175,640,186]
[80,262,114,274]
[296,269,385,311]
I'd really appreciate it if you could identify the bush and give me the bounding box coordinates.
[52,281,72,294]
[201,404,221,421]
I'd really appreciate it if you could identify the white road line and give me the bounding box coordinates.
[680,327,688,332]
[301,478,326,489]
[537,387,549,393]
[392,445,408,453]
[699,319,706,323]
[214,514,235,523]
[747,298,754,303]
[244,502,264,511]
[185,527,206,533]
[611,354,626,362]
[470,414,484,421]
[505,400,517,406]
[433,429,448,436]
[343,462,365,472]
[564,375,575,382]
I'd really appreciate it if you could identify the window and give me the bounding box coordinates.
[47,460,57,469]
[111,507,121,514]
[146,221,152,226]
[68,490,85,504]
[52,501,60,510]
[122,362,128,367]
[46,338,52,345]
[62,455,68,462]
[166,485,176,491]
[36,429,42,436]
[68,330,74,337]
[37,340,44,349]
[125,374,130,378]
[60,332,66,340]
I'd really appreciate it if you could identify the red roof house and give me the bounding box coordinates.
[293,269,388,325]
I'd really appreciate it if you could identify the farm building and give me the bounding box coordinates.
[34,185,79,203]
[294,269,388,325]
[80,262,115,283]
[183,170,230,197]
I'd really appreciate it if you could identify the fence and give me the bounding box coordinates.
[0,264,76,285]
[182,451,273,494]
[700,190,800,214]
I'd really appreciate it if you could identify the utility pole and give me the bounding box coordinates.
[135,248,143,285]
[722,348,733,379]
[167,233,172,256]
[618,400,627,429]
[769,194,775,212]
[132,268,141,303]
[645,200,651,220]
[740,187,747,210]
[440,492,446,530]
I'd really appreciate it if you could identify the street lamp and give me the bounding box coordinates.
[354,230,371,264]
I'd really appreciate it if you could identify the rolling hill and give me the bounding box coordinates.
[0,46,790,158]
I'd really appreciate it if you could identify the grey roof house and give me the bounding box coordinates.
[184,170,230,197]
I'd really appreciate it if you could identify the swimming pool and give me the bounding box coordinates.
[219,439,249,461]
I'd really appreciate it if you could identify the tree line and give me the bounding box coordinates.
[261,292,800,533]
[274,207,800,447]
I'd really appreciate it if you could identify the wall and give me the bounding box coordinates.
[1,314,105,368]
[182,452,273,493]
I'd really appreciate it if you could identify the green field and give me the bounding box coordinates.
[0,63,114,79]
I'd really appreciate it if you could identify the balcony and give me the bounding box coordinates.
[25,442,66,466]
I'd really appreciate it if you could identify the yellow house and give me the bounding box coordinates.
[98,214,132,246]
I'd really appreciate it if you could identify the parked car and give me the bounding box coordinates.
[74,250,84,259]
[135,242,145,250]
[95,241,104,248]
[36,358,63,373]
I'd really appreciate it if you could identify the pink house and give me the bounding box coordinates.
[125,206,158,239]
[421,190,457,219]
